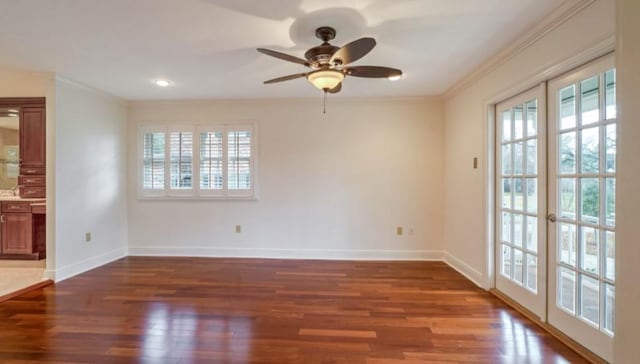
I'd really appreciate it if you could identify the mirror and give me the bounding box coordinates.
[0,108,19,190]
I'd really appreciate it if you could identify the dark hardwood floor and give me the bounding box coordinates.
[0,257,586,363]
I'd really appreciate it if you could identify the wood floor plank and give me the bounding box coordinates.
[299,328,377,339]
[0,257,588,363]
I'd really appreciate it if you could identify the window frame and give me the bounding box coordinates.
[138,123,258,200]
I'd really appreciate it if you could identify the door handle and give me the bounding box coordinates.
[547,213,557,223]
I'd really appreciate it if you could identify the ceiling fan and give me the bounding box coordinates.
[257,26,403,94]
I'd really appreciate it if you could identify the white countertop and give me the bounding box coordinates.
[0,196,46,202]
[0,190,46,203]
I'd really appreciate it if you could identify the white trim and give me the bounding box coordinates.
[136,195,258,201]
[443,252,485,288]
[43,269,56,280]
[54,74,127,106]
[128,246,444,261]
[129,96,437,107]
[443,0,598,100]
[485,103,496,290]
[51,247,127,283]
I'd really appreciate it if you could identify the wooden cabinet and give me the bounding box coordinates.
[0,201,45,259]
[18,106,46,198]
[1,213,33,255]
[19,107,46,169]
[0,98,47,260]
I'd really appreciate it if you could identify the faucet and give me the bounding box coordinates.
[10,186,18,196]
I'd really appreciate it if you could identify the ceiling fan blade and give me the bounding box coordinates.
[329,37,376,65]
[328,83,342,94]
[344,66,402,78]
[263,73,307,84]
[257,48,309,66]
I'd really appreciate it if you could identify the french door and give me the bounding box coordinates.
[495,54,616,362]
[548,55,615,362]
[496,86,547,319]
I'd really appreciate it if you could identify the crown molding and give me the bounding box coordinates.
[443,0,597,100]
[55,74,127,106]
[129,95,443,106]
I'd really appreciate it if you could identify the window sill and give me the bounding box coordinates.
[137,194,258,202]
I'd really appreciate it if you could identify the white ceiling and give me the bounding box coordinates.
[0,0,562,99]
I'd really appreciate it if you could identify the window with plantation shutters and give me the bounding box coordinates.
[139,124,256,199]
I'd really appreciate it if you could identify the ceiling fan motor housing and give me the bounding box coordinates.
[304,44,340,68]
[303,27,341,68]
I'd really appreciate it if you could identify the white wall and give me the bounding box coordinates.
[0,66,58,275]
[53,77,128,281]
[127,97,444,259]
[614,0,640,361]
[443,0,614,286]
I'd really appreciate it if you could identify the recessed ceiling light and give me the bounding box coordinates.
[153,79,172,87]
[388,74,402,81]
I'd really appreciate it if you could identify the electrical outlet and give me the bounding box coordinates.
[397,226,403,236]
[85,232,92,242]
[409,228,415,235]
[235,225,241,233]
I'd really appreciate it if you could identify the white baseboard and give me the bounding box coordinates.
[443,252,485,288]
[43,269,56,280]
[51,247,127,282]
[128,246,444,261]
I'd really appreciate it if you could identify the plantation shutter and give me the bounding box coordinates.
[142,131,165,190]
[228,129,252,191]
[200,130,224,190]
[169,131,193,190]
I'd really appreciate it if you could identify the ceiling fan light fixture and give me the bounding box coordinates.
[307,70,344,91]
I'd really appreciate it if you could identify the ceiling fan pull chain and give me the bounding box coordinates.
[323,90,327,114]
